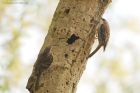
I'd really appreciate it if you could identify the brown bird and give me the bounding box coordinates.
[88,18,110,58]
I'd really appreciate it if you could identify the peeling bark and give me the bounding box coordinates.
[26,0,111,93]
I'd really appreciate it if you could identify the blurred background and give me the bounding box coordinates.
[0,0,140,93]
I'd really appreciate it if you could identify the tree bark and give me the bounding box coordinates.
[26,0,111,93]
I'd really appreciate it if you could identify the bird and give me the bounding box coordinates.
[88,18,110,58]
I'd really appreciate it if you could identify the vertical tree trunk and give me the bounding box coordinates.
[26,0,111,93]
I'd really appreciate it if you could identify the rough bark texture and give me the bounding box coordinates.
[26,0,111,93]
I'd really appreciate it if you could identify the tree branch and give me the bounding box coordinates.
[26,0,111,93]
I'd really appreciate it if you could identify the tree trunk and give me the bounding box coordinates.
[26,0,111,93]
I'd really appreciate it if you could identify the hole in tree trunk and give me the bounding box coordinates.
[67,34,79,44]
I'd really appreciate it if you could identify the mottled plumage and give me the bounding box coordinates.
[88,18,110,58]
